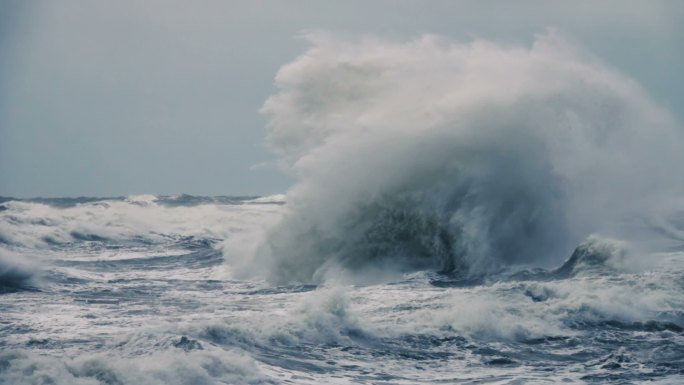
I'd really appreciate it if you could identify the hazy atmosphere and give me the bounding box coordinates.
[2,2,684,384]
[1,0,682,197]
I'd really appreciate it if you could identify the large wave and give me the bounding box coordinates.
[255,31,683,284]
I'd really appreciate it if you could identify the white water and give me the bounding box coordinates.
[1,195,683,384]
[2,32,684,384]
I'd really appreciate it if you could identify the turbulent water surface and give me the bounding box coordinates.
[1,194,683,384]
[3,33,684,384]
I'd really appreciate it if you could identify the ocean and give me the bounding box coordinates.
[1,194,683,384]
[3,31,684,385]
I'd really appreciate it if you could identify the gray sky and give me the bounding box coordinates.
[1,0,682,198]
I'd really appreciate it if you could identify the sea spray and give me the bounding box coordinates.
[256,31,683,283]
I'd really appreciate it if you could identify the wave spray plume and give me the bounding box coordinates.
[255,31,683,283]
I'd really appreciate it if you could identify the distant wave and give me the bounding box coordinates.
[0,195,285,250]
[256,31,684,284]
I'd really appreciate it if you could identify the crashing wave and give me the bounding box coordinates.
[553,236,626,278]
[254,32,683,284]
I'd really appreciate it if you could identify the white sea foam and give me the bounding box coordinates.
[0,346,266,385]
[355,271,684,342]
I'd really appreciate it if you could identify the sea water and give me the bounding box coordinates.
[1,194,683,384]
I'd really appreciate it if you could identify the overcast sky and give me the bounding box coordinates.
[1,0,682,198]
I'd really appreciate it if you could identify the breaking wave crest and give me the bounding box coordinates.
[0,195,284,250]
[0,249,39,292]
[256,31,684,283]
